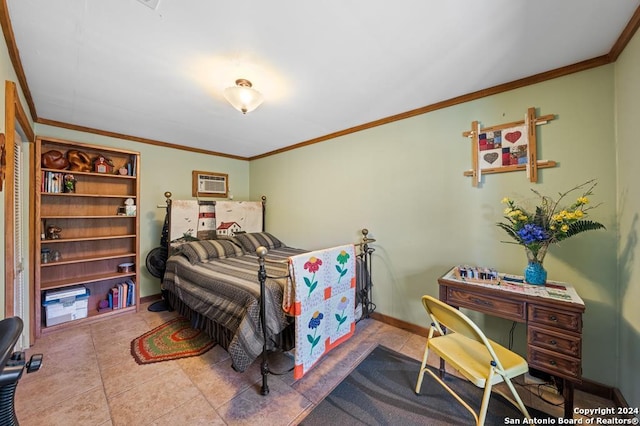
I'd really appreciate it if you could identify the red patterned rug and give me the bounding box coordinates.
[131,317,216,364]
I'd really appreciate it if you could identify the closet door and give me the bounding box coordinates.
[12,139,29,349]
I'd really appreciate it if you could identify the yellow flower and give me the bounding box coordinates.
[497,180,604,253]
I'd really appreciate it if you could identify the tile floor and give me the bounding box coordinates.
[14,303,616,425]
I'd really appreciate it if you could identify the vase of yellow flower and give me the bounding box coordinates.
[497,180,605,285]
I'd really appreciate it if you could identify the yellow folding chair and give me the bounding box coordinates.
[415,295,531,425]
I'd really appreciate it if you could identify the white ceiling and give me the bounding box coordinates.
[6,1,640,158]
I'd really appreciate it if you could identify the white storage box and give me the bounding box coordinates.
[43,287,90,327]
[44,285,87,302]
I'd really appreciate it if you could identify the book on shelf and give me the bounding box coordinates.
[108,281,136,310]
[118,283,124,309]
[126,280,136,306]
[111,286,119,309]
[42,171,65,193]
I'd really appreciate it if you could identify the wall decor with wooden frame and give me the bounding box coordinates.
[192,170,229,198]
[462,107,557,187]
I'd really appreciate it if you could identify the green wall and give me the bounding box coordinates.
[250,66,623,392]
[614,29,640,408]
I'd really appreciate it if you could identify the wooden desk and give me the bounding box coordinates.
[438,267,585,419]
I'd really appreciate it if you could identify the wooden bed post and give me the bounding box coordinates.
[256,246,270,395]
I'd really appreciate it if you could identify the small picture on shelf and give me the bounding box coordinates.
[63,174,76,193]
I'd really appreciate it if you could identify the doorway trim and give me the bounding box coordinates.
[4,80,35,339]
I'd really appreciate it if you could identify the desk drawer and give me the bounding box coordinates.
[528,305,582,332]
[528,325,581,358]
[446,288,525,322]
[528,346,581,380]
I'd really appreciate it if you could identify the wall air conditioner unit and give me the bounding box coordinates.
[192,171,229,198]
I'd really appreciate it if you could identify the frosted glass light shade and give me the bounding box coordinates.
[223,79,264,114]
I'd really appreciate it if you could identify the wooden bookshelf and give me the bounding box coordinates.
[34,137,140,336]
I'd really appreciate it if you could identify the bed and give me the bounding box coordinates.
[157,197,375,393]
[162,235,304,372]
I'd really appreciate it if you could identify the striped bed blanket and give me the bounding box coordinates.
[162,239,363,375]
[163,246,306,372]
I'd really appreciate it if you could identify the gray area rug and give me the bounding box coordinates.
[300,345,554,425]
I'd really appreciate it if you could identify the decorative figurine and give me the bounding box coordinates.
[46,225,62,239]
[124,198,136,216]
[93,155,114,173]
[42,150,69,170]
[94,156,108,173]
[67,150,92,172]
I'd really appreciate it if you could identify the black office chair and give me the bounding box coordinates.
[0,317,43,426]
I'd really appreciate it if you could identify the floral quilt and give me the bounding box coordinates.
[287,244,356,379]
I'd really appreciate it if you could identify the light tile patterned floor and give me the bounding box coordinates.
[14,302,616,425]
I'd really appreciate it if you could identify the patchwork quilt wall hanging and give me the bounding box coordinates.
[462,107,557,187]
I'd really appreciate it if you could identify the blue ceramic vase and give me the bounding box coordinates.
[524,261,547,285]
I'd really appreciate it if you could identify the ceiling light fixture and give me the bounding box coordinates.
[223,78,264,114]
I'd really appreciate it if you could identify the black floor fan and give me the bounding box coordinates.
[146,246,170,312]
[147,192,172,312]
